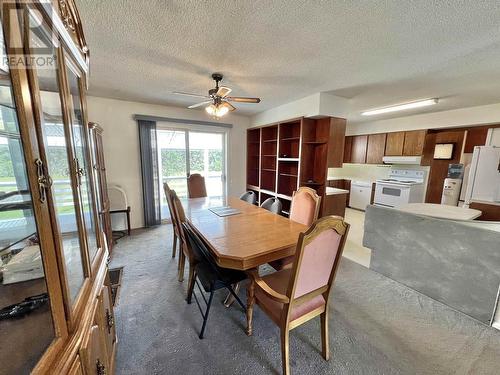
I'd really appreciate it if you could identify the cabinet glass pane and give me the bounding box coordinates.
[0,24,55,374]
[65,63,98,261]
[28,15,85,303]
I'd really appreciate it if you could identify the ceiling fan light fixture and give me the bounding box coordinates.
[215,104,229,117]
[205,104,217,115]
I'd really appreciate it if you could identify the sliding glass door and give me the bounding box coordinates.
[157,128,226,219]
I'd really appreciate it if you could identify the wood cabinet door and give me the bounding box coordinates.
[350,135,368,163]
[403,130,426,156]
[100,285,117,363]
[366,133,387,164]
[385,132,405,156]
[343,136,352,163]
[464,127,488,153]
[80,325,107,375]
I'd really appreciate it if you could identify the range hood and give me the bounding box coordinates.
[382,156,422,165]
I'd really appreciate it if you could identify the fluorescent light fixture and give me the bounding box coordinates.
[362,98,438,116]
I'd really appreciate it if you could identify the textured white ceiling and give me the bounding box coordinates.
[77,0,500,123]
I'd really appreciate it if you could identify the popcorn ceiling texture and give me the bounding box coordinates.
[77,1,500,123]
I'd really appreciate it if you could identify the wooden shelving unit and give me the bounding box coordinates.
[246,116,346,217]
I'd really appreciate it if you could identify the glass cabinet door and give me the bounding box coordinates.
[65,61,99,262]
[27,14,86,304]
[0,23,55,374]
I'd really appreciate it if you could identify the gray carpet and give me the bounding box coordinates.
[110,225,500,375]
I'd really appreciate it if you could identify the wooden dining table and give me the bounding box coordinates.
[182,196,308,271]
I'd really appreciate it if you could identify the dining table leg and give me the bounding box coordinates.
[246,278,255,336]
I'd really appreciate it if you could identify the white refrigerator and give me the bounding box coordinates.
[464,146,500,205]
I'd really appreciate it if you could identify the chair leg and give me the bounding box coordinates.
[178,251,185,282]
[172,233,177,258]
[225,284,245,310]
[199,289,214,339]
[223,282,240,308]
[186,263,196,304]
[280,327,290,375]
[246,280,255,336]
[321,312,329,360]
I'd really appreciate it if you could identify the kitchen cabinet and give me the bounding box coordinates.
[366,133,387,164]
[323,190,348,217]
[385,132,405,156]
[343,136,353,163]
[403,130,426,156]
[350,135,368,163]
[464,127,488,153]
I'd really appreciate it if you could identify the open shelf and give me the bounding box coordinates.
[279,120,301,159]
[247,128,261,187]
[277,161,298,196]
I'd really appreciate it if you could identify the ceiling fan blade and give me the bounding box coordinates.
[188,100,212,109]
[216,86,232,98]
[222,101,236,111]
[226,96,261,103]
[173,91,209,99]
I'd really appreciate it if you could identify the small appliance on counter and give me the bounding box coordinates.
[349,181,372,211]
[464,146,500,205]
[374,169,426,208]
[441,164,464,206]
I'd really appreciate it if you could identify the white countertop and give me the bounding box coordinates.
[325,187,349,196]
[395,203,482,221]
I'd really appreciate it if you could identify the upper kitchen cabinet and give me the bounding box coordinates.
[385,131,405,156]
[464,127,489,153]
[350,135,368,163]
[343,136,352,163]
[366,133,387,164]
[403,130,426,156]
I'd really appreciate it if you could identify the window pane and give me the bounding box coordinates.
[66,63,98,261]
[0,20,54,374]
[29,16,86,303]
[188,132,224,198]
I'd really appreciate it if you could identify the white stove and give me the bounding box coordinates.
[374,169,426,208]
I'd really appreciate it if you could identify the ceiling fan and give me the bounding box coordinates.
[173,73,261,118]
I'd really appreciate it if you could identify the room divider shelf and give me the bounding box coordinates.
[247,116,346,216]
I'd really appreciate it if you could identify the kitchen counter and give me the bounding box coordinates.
[396,203,482,221]
[325,187,349,195]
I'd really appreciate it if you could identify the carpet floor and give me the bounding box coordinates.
[110,225,500,375]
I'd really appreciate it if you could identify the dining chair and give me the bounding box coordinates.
[187,173,207,198]
[171,190,197,285]
[261,197,282,214]
[289,187,321,226]
[182,222,246,339]
[163,183,179,259]
[240,191,257,205]
[270,187,321,270]
[246,216,349,375]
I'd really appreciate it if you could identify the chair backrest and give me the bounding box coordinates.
[187,174,207,198]
[182,221,220,275]
[171,191,198,263]
[240,191,257,204]
[289,187,321,226]
[284,216,349,316]
[163,183,178,233]
[260,197,282,214]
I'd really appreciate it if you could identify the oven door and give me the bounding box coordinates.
[374,183,411,207]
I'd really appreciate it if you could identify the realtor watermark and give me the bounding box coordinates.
[1,0,56,70]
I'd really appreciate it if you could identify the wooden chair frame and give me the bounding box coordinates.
[246,216,350,375]
[163,183,178,259]
[289,186,321,225]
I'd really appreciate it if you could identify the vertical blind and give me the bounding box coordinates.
[138,119,161,227]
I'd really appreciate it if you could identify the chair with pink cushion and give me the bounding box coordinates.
[270,187,321,270]
[246,216,349,375]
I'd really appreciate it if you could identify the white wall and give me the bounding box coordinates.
[347,102,500,135]
[87,96,250,229]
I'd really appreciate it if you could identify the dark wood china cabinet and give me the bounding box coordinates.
[0,1,116,374]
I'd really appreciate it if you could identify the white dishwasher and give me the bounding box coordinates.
[349,181,372,211]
